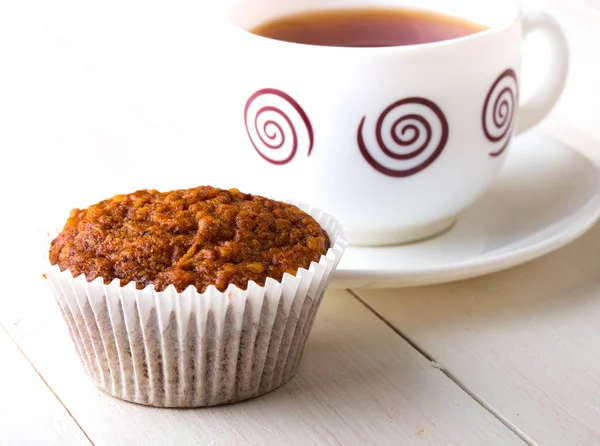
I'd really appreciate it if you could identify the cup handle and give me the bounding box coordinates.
[516,11,569,135]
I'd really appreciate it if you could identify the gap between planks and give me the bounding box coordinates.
[0,322,95,446]
[347,289,538,446]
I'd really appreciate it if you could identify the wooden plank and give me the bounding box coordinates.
[356,222,600,446]
[0,328,91,446]
[4,286,526,446]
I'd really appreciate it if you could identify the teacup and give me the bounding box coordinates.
[219,0,568,246]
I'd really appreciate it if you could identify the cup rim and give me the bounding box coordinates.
[225,3,522,52]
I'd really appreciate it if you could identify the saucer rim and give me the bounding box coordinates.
[331,136,600,289]
[333,202,600,287]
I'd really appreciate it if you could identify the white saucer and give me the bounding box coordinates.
[331,132,600,289]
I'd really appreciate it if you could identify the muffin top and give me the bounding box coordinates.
[49,186,330,292]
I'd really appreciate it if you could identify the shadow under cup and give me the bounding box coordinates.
[224,0,566,246]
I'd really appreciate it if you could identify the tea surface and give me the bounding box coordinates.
[250,8,487,47]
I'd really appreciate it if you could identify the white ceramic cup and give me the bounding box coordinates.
[220,0,568,246]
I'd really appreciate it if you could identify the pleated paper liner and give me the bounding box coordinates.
[45,202,347,407]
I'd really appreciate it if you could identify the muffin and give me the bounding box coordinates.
[46,186,346,407]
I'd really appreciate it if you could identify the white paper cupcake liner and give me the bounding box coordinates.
[45,202,347,407]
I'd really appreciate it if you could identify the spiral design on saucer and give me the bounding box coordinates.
[357,97,449,177]
[482,69,519,157]
[244,88,313,165]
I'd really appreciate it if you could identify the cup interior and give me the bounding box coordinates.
[229,0,520,35]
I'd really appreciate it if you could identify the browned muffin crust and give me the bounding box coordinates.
[49,186,330,292]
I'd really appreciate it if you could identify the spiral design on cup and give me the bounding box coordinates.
[244,88,314,165]
[357,97,449,177]
[482,69,519,157]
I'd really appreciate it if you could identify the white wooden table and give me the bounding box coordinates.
[2,0,600,444]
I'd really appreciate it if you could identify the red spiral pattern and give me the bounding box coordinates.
[244,88,313,165]
[482,69,519,157]
[358,97,449,177]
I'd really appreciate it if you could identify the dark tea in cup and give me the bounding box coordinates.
[250,8,488,48]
